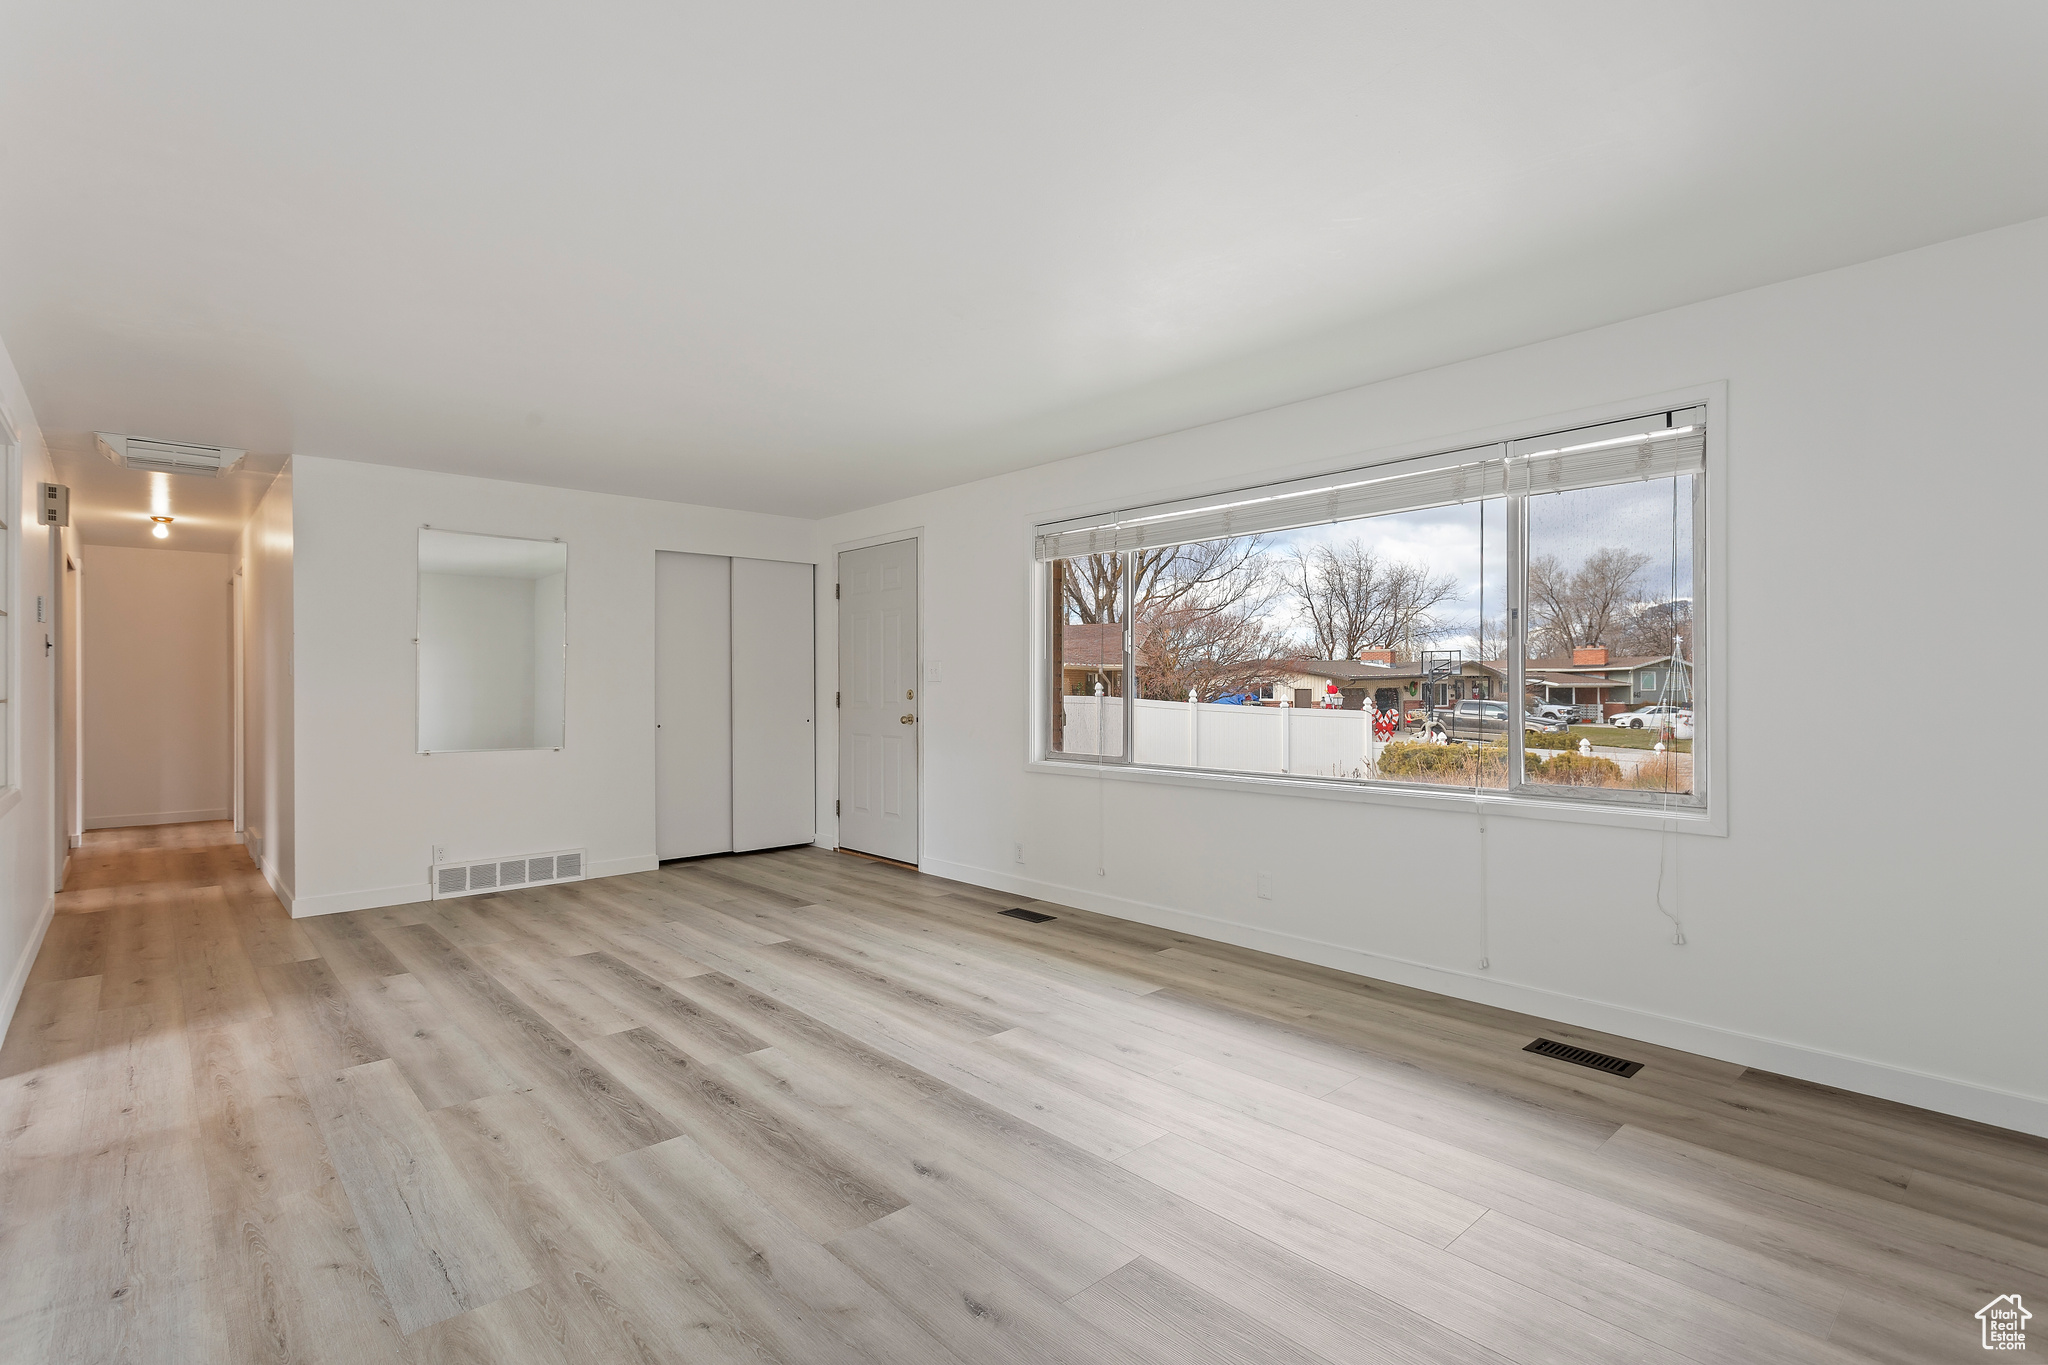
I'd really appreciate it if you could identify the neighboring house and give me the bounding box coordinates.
[1058,621,1126,696]
[1524,646,1691,719]
[1073,636,1689,716]
[1269,652,1506,712]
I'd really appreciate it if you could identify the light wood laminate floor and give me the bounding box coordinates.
[4,822,2043,1363]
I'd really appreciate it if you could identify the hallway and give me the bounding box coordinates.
[2,823,310,1361]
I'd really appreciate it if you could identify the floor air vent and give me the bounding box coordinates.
[1000,907,1056,923]
[1523,1037,1644,1078]
[431,848,588,900]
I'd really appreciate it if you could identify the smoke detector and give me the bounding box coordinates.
[96,432,245,477]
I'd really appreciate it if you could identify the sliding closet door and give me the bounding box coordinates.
[655,552,732,859]
[730,557,815,851]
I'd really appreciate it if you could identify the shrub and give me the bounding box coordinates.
[1376,741,1508,786]
[1621,752,1693,792]
[1374,741,1692,794]
[1526,750,1624,785]
[1525,730,1572,750]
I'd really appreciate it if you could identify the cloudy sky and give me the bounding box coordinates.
[1255,473,1694,658]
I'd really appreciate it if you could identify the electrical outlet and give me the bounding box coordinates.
[927,660,944,682]
[1256,871,1273,900]
[433,845,447,863]
[1013,842,1025,863]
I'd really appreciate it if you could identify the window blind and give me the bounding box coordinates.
[1033,418,1703,561]
[1512,424,1705,497]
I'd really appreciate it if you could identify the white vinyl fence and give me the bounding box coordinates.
[1061,696,1379,778]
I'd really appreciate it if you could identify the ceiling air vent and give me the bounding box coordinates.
[431,847,588,900]
[96,432,246,477]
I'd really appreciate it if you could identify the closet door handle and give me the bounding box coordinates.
[900,714,915,724]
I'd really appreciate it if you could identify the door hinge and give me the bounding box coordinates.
[835,799,841,816]
[835,583,840,599]
[835,691,841,707]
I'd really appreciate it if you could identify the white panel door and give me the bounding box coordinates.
[655,552,732,859]
[837,538,918,864]
[731,557,816,852]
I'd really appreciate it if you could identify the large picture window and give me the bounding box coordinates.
[1035,408,1706,811]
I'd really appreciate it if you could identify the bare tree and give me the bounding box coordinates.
[1525,547,1650,657]
[1058,536,1286,709]
[1467,613,1510,662]
[1135,603,1293,701]
[1284,540,1461,660]
[1058,537,1272,626]
[1617,596,1693,661]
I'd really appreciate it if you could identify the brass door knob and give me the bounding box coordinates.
[900,714,915,724]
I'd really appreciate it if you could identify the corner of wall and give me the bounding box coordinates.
[0,891,58,1049]
[262,857,295,915]
[241,460,295,914]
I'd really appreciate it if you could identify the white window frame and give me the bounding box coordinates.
[1024,384,1727,836]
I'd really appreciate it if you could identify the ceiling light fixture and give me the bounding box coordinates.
[150,515,173,540]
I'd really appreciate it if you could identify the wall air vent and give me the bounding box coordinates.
[1523,1037,1644,1078]
[1000,907,1056,923]
[431,847,587,899]
[96,431,246,477]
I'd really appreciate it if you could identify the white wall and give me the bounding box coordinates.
[56,525,82,855]
[239,463,294,904]
[80,545,233,828]
[0,333,65,1042]
[289,456,816,916]
[813,216,2048,1137]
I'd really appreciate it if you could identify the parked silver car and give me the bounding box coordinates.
[1443,700,1568,740]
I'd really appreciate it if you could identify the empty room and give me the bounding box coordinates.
[0,4,2042,1363]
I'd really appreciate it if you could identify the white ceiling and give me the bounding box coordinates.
[5,3,2045,532]
[55,447,287,553]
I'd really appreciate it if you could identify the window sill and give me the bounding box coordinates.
[1023,758,1724,836]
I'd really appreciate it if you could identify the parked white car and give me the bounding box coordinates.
[1608,703,1690,731]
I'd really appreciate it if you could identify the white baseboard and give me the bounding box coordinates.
[922,857,2048,1141]
[260,856,295,914]
[67,833,81,849]
[85,807,233,830]
[288,853,661,919]
[291,882,422,918]
[0,893,59,1047]
[588,854,660,881]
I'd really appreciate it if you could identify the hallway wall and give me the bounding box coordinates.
[240,464,294,904]
[82,545,234,828]
[0,332,64,1045]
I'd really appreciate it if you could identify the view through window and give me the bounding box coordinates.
[1046,556,1126,760]
[1522,473,1695,797]
[1038,410,1705,809]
